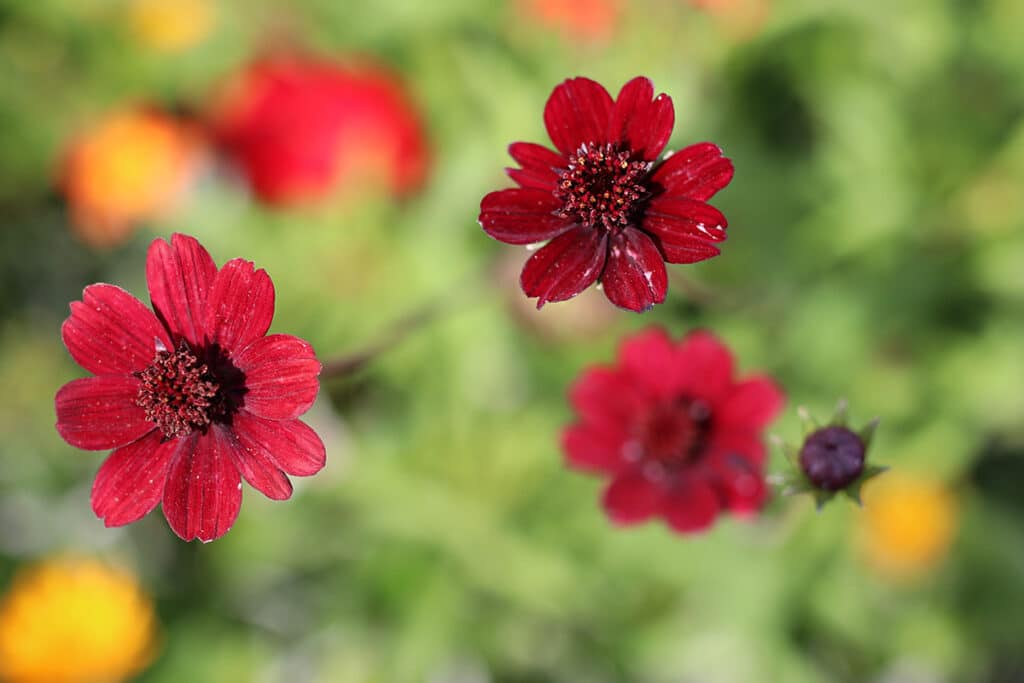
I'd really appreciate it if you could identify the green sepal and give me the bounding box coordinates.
[842,464,889,506]
[859,418,881,450]
[830,398,849,427]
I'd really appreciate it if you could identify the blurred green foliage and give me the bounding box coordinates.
[1,0,1023,681]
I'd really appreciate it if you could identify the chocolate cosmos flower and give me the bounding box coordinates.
[479,76,734,312]
[55,234,325,542]
[563,329,784,533]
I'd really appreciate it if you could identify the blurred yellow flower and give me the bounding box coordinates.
[858,472,958,580]
[60,107,202,247]
[0,558,158,683]
[127,0,216,53]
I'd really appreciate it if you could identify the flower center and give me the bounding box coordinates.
[636,397,712,465]
[799,426,866,491]
[136,341,226,439]
[554,142,649,231]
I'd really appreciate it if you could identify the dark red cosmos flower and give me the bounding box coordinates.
[479,76,734,312]
[210,56,429,206]
[562,328,783,533]
[54,233,325,542]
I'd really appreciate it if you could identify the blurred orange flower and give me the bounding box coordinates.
[517,0,623,43]
[209,56,430,207]
[127,0,217,53]
[858,471,959,581]
[689,0,772,40]
[60,107,202,247]
[0,557,159,683]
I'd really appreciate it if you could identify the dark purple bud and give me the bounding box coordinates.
[799,426,866,491]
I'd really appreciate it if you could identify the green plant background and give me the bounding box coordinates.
[1,0,1023,681]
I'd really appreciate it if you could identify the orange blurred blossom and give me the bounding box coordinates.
[0,557,158,683]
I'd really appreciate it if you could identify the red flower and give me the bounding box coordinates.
[210,56,429,206]
[55,234,325,542]
[479,76,734,312]
[562,329,783,533]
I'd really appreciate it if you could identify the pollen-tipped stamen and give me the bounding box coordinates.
[554,142,649,231]
[135,341,221,438]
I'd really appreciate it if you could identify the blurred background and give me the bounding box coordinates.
[1,0,1023,681]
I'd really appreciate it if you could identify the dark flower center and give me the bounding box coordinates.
[135,341,244,439]
[799,426,866,491]
[554,142,649,231]
[634,397,712,467]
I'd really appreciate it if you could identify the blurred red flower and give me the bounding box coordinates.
[60,107,202,247]
[209,56,429,206]
[479,76,734,312]
[563,329,783,533]
[55,234,325,542]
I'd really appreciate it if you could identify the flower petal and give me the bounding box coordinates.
[609,77,674,161]
[205,258,275,351]
[223,425,292,501]
[717,375,785,430]
[91,430,179,527]
[617,327,678,399]
[662,476,720,533]
[55,376,152,450]
[62,284,172,375]
[706,449,767,515]
[602,469,665,525]
[600,227,667,312]
[506,142,565,190]
[562,421,629,475]
[146,233,218,347]
[673,330,736,404]
[479,188,573,245]
[567,366,649,427]
[233,334,321,420]
[162,430,242,542]
[650,142,734,201]
[544,77,614,156]
[642,196,728,265]
[233,412,326,477]
[520,226,607,308]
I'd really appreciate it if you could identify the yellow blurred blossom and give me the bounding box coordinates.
[858,471,958,580]
[127,0,216,53]
[0,557,158,683]
[61,107,202,247]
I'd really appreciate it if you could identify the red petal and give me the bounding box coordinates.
[234,334,321,420]
[233,412,326,477]
[642,197,728,264]
[673,330,735,404]
[662,476,720,533]
[91,430,178,527]
[55,376,152,450]
[650,142,734,201]
[146,233,217,347]
[617,327,679,399]
[506,142,565,190]
[609,77,674,161]
[223,425,292,501]
[706,430,768,467]
[602,469,665,525]
[600,228,667,312]
[62,284,172,375]
[520,226,607,308]
[717,375,785,430]
[543,77,614,156]
[562,422,629,475]
[479,188,573,245]
[706,449,767,515]
[162,430,242,542]
[205,258,275,351]
[567,366,649,427]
